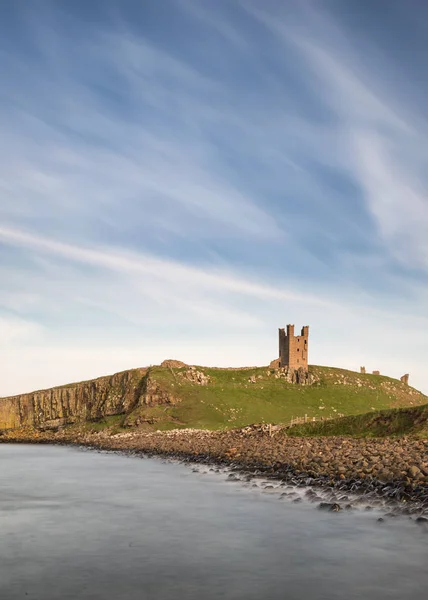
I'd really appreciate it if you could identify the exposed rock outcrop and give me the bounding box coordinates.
[269,366,318,385]
[142,373,179,405]
[160,359,188,369]
[179,367,210,386]
[0,368,146,430]
[0,366,183,432]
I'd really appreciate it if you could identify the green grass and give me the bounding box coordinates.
[9,363,423,436]
[123,364,427,431]
[83,414,126,434]
[285,403,428,438]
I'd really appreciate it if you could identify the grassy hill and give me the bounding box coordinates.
[2,362,425,435]
[285,403,428,439]
[117,364,427,432]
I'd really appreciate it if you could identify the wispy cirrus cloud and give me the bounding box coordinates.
[244,1,428,271]
[0,0,427,395]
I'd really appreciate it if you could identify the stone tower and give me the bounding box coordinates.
[278,324,309,370]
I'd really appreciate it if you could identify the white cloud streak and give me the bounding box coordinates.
[246,1,428,271]
[0,1,427,396]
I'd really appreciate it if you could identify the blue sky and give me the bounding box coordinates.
[1,0,428,395]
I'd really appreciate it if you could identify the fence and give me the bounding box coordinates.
[287,413,344,428]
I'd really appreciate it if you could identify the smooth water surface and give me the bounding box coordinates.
[0,444,427,600]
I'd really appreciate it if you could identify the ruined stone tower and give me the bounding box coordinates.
[278,324,309,370]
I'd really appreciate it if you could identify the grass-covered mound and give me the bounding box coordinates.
[285,403,428,438]
[118,364,427,432]
[3,362,425,435]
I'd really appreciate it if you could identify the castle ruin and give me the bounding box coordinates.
[278,324,309,370]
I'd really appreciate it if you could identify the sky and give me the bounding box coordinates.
[1,0,428,396]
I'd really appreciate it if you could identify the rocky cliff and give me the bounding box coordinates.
[0,368,150,431]
[2,362,426,433]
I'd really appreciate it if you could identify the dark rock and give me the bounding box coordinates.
[318,502,341,512]
[415,516,428,524]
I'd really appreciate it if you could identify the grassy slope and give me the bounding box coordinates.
[285,403,428,438]
[121,364,427,432]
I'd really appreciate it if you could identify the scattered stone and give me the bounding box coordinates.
[180,368,210,386]
[3,423,428,516]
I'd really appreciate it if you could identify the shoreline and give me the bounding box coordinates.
[1,426,427,516]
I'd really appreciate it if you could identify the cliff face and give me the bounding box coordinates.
[0,368,150,431]
[2,362,427,434]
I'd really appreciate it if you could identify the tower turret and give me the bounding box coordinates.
[279,323,309,370]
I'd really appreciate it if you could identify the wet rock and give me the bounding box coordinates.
[3,423,428,515]
[415,516,428,524]
[318,502,341,512]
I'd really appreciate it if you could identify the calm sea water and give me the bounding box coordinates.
[0,444,427,600]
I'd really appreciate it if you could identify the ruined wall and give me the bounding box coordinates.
[279,324,309,370]
[0,368,148,431]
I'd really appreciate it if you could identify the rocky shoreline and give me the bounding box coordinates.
[1,425,427,517]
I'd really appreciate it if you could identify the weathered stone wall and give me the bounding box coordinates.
[279,324,309,370]
[0,368,148,431]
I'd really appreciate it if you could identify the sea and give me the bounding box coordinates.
[0,444,426,600]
